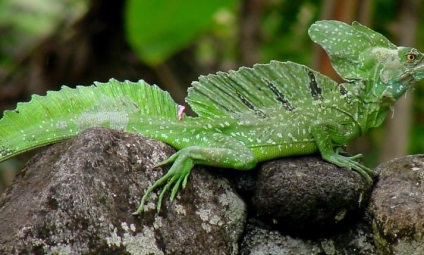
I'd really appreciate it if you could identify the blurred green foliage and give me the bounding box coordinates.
[259,0,319,64]
[125,0,238,66]
[0,0,86,69]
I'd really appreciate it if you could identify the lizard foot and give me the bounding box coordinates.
[132,150,193,215]
[327,153,374,184]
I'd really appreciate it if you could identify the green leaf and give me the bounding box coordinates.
[125,0,237,66]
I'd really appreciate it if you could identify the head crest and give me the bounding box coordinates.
[308,20,396,81]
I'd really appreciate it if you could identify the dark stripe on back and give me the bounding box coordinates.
[236,91,268,118]
[339,84,348,95]
[338,84,354,104]
[265,80,294,111]
[308,71,323,100]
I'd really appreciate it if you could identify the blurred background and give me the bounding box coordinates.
[0,0,423,192]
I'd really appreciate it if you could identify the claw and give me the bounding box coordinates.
[182,173,189,189]
[170,177,183,201]
[347,153,363,160]
[157,177,174,211]
[352,165,374,184]
[155,152,179,167]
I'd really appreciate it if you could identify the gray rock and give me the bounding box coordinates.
[4,126,405,254]
[251,156,372,231]
[240,221,323,255]
[0,128,246,254]
[369,155,424,255]
[240,215,377,255]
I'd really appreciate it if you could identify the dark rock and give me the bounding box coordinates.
[369,155,424,255]
[251,156,372,233]
[0,128,246,254]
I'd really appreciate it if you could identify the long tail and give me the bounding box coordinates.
[0,79,179,162]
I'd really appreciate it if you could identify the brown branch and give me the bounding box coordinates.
[238,0,265,66]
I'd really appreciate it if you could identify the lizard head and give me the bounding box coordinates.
[392,47,424,95]
[365,46,424,102]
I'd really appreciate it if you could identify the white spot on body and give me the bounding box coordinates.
[266,139,276,144]
[288,133,298,142]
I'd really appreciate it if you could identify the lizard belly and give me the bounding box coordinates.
[250,141,318,162]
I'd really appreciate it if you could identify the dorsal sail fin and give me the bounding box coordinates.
[186,61,339,119]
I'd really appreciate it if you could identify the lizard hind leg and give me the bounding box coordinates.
[132,133,257,215]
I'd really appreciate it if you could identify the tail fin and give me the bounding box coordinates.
[0,79,179,162]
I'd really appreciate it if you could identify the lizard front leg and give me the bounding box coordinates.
[311,123,375,184]
[133,133,257,215]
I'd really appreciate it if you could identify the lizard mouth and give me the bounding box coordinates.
[397,58,424,84]
[411,60,424,80]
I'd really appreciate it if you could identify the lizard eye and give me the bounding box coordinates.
[406,53,417,62]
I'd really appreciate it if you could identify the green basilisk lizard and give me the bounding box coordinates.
[0,20,423,215]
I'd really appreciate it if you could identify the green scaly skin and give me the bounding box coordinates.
[0,20,423,215]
